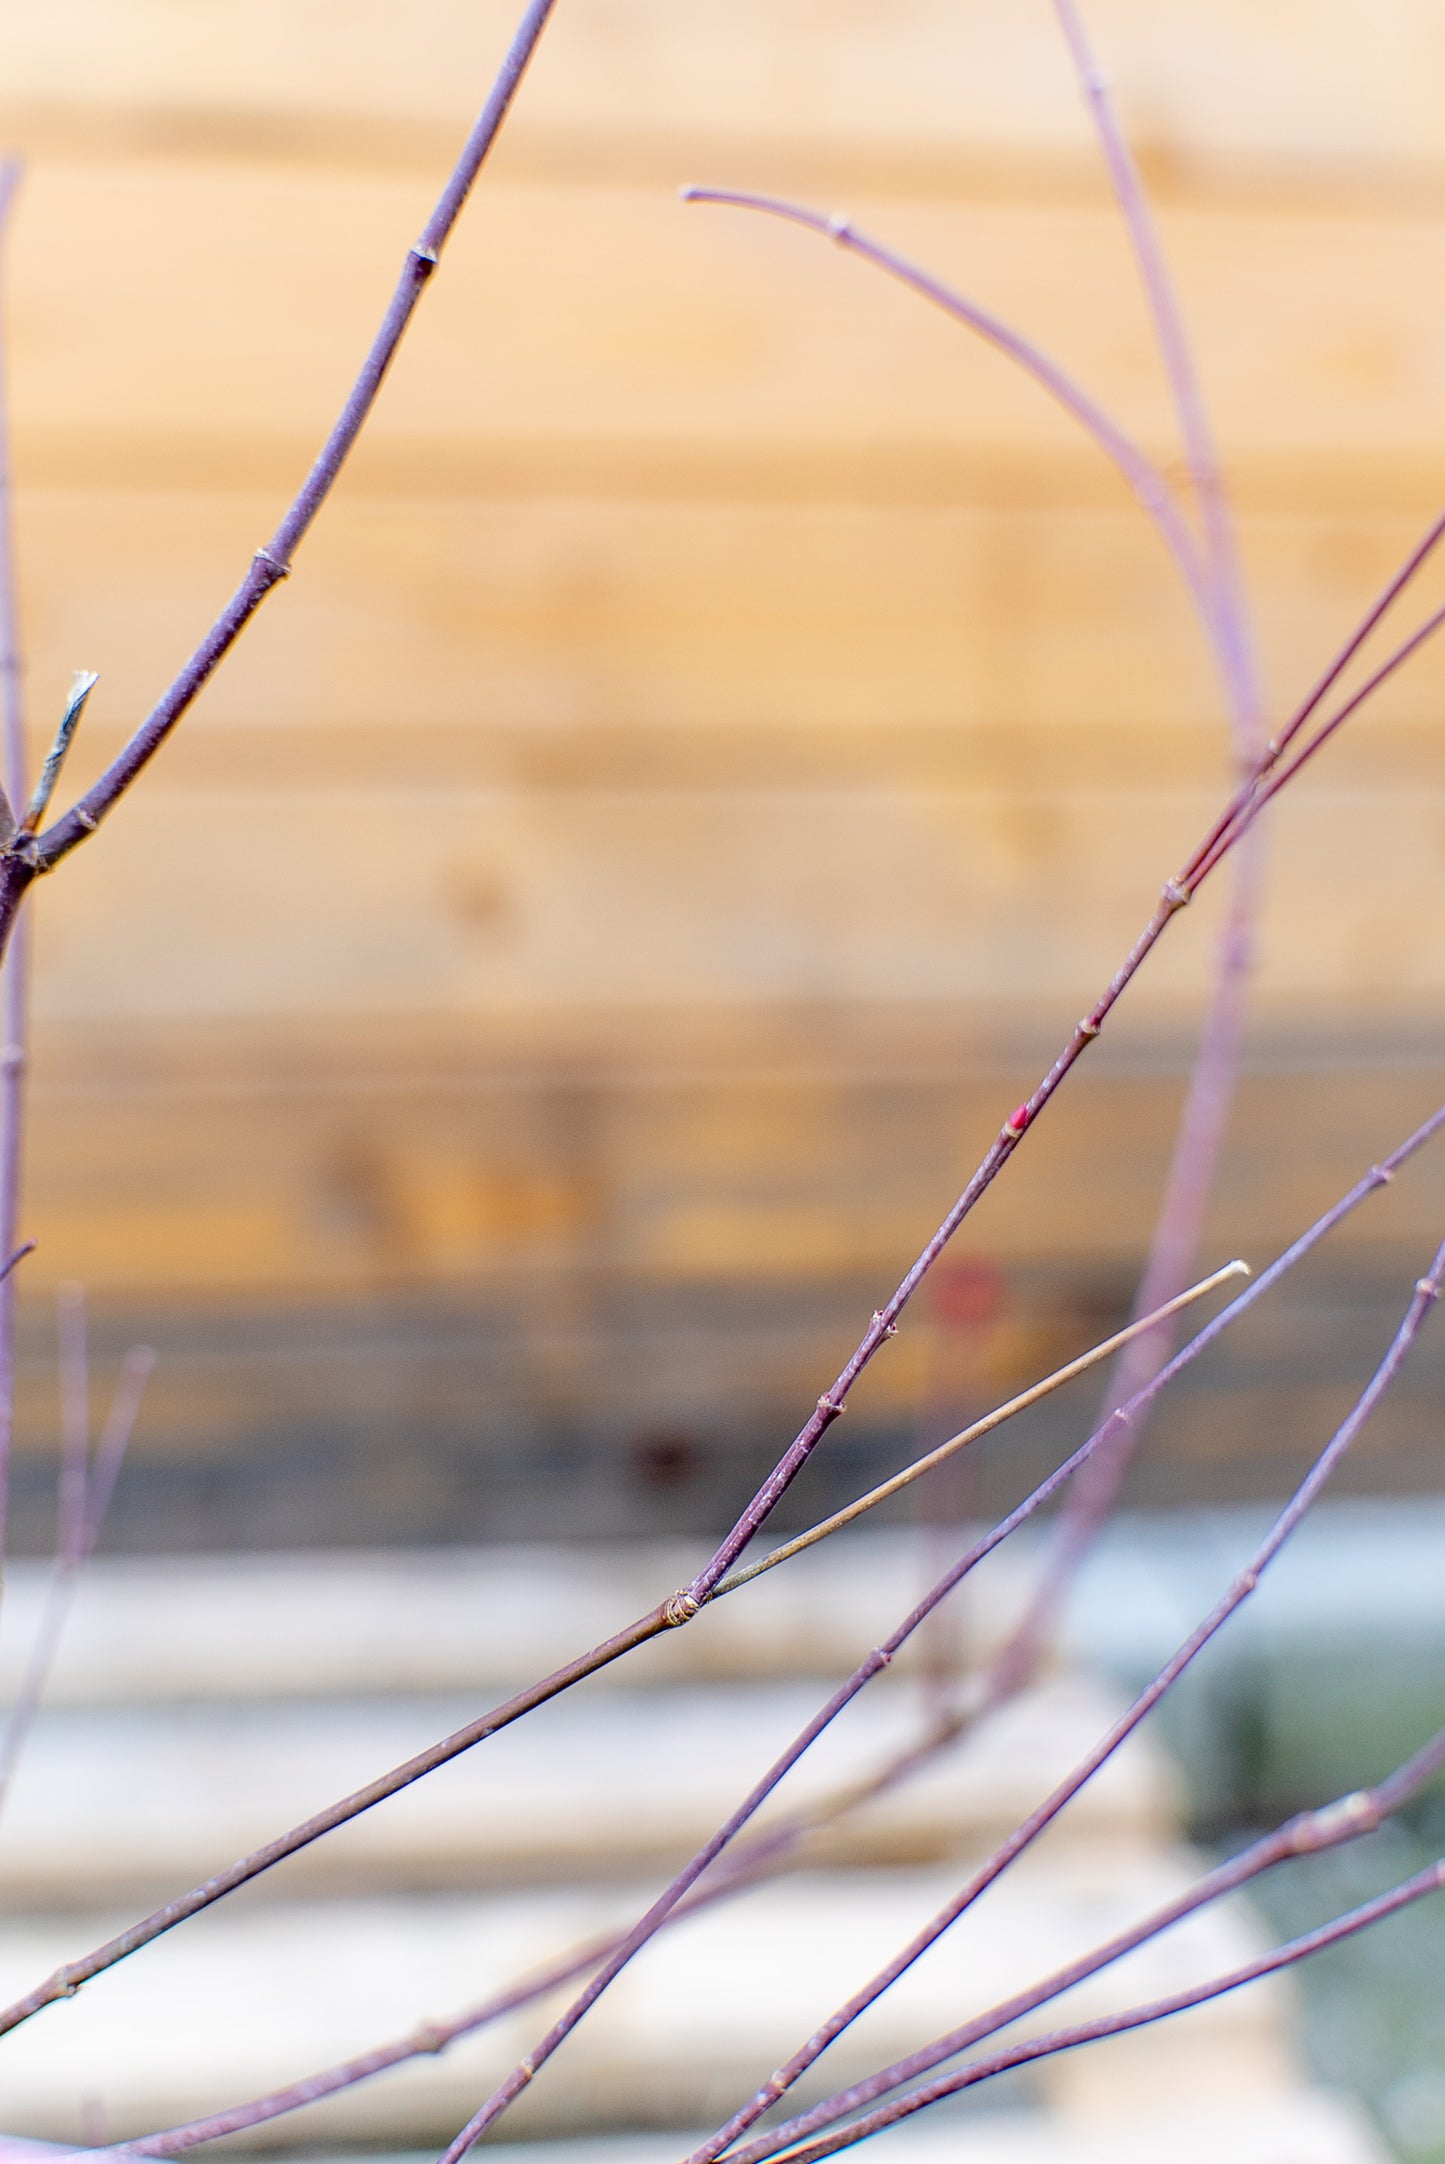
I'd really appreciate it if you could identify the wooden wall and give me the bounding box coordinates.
[0,2,1441,1541]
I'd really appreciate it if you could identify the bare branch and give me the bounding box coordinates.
[680,187,1213,624]
[15,0,561,892]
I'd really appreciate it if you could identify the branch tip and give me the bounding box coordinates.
[19,669,98,836]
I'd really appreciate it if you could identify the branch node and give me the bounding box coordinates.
[826,212,854,243]
[410,242,440,273]
[1417,1276,1440,1301]
[253,547,291,582]
[1292,1789,1378,1851]
[1370,1164,1396,1186]
[1077,1016,1102,1039]
[870,1309,898,1339]
[816,1392,846,1418]
[663,1589,700,1628]
[1160,877,1190,912]
[1002,1103,1031,1139]
[74,806,98,833]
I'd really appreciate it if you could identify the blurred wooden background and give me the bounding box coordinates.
[0,0,1441,1543]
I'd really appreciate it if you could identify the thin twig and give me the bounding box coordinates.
[681,188,1212,623]
[749,1863,1445,2164]
[1051,0,1258,733]
[19,672,98,837]
[0,155,27,1571]
[714,1262,1246,1596]
[719,1723,1445,2164]
[0,0,561,933]
[0,1343,152,1813]
[684,1232,1445,2164]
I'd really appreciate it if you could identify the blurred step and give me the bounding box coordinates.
[0,1534,1043,1703]
[0,1848,1297,2146]
[283,2097,1389,2164]
[0,1673,1173,1907]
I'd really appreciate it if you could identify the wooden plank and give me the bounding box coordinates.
[21,778,1445,1035]
[6,169,1445,492]
[0,1534,1043,1703]
[0,1851,1288,2142]
[0,1675,1169,1903]
[0,0,1440,197]
[17,491,1445,752]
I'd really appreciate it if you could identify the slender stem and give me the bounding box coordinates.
[0,1593,699,2040]
[1051,0,1259,739]
[724,1726,1445,2164]
[685,1231,1445,2164]
[714,1262,1245,1597]
[0,1345,152,1813]
[754,1863,1445,2164]
[1018,838,1264,1688]
[0,157,26,1571]
[2,0,560,899]
[681,189,1213,625]
[1188,595,1445,892]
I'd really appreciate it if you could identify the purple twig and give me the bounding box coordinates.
[1051,0,1258,734]
[747,1863,1445,2164]
[0,1341,152,1812]
[0,156,26,1568]
[684,1231,1445,2164]
[681,189,1212,626]
[718,1723,1445,2164]
[0,0,561,967]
